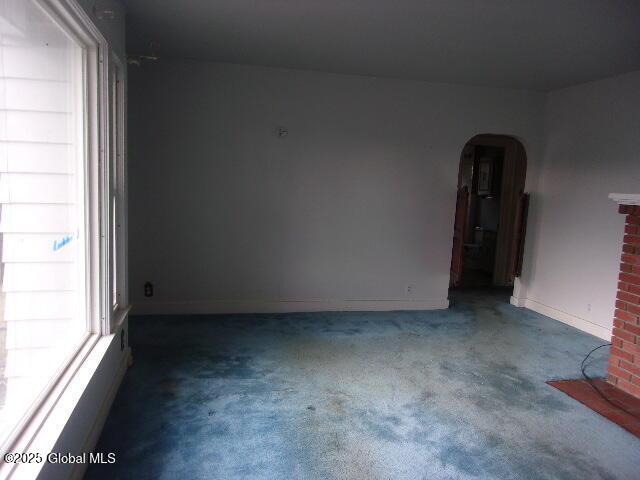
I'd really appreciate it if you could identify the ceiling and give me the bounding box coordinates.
[121,0,640,91]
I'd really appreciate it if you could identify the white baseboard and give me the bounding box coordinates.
[514,297,611,341]
[69,347,131,480]
[132,298,450,316]
[510,295,527,307]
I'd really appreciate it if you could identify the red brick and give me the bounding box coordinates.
[620,273,640,286]
[613,327,637,343]
[616,309,639,323]
[611,346,634,363]
[623,322,640,336]
[627,303,640,315]
[609,364,633,382]
[618,290,640,304]
[609,355,626,368]
[609,209,640,399]
[616,377,640,398]
[619,359,640,377]
[620,205,636,214]
[621,340,640,354]
[624,235,640,245]
[622,254,640,265]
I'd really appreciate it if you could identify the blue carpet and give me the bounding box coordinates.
[86,291,640,479]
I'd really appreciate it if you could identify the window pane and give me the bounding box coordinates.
[110,68,116,310]
[0,0,87,445]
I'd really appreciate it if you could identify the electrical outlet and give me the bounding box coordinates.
[144,281,153,297]
[407,284,414,295]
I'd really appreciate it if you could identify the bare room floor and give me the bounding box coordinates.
[87,291,640,479]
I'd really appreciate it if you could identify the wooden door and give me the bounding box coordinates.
[450,186,469,287]
[510,192,530,280]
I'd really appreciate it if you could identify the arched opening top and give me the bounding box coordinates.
[458,134,527,192]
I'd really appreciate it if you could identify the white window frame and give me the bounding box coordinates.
[107,52,128,330]
[0,0,118,464]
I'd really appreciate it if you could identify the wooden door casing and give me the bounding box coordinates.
[450,186,469,287]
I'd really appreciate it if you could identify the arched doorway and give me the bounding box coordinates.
[450,134,528,289]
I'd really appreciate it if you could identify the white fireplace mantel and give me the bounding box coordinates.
[609,193,640,206]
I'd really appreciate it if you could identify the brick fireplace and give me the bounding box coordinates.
[607,194,640,399]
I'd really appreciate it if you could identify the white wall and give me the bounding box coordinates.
[516,70,640,340]
[128,59,544,313]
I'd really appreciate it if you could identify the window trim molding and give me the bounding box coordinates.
[0,0,112,465]
[107,51,129,333]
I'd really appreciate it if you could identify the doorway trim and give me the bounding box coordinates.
[450,134,528,288]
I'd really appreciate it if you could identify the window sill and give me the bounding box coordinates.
[113,305,131,329]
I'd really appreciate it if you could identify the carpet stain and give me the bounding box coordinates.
[86,291,640,480]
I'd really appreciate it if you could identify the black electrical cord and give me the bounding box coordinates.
[580,343,640,421]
